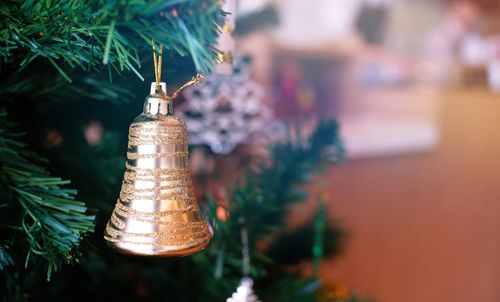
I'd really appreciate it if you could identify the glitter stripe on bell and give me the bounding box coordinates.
[104,82,212,256]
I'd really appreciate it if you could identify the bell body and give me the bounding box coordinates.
[104,83,212,256]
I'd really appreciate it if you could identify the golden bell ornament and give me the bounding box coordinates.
[104,81,212,256]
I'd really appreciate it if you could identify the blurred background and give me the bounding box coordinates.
[235,0,500,301]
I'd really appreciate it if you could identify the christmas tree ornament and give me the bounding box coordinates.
[227,219,262,302]
[104,41,211,256]
[179,55,272,155]
[227,277,261,302]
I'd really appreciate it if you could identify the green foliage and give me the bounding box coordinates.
[313,199,327,275]
[0,0,223,289]
[0,108,95,280]
[0,0,225,79]
[204,120,345,301]
[249,120,345,237]
[259,277,321,302]
[0,248,14,270]
[264,198,344,272]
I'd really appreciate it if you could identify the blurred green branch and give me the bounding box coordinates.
[206,120,346,301]
[0,108,95,281]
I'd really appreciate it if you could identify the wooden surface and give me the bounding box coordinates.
[322,88,500,302]
[340,86,440,159]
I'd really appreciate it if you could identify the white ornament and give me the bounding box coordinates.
[179,56,272,154]
[227,278,261,302]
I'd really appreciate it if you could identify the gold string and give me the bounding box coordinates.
[151,39,203,100]
[152,39,163,93]
[169,74,204,100]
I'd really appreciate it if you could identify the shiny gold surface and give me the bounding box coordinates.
[104,83,212,256]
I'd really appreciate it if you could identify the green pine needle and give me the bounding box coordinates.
[0,0,225,79]
[0,108,95,281]
[102,19,115,65]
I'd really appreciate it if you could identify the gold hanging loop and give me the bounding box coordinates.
[152,39,163,93]
[152,39,203,100]
[169,73,204,100]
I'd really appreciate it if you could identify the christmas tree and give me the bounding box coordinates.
[1,1,371,301]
